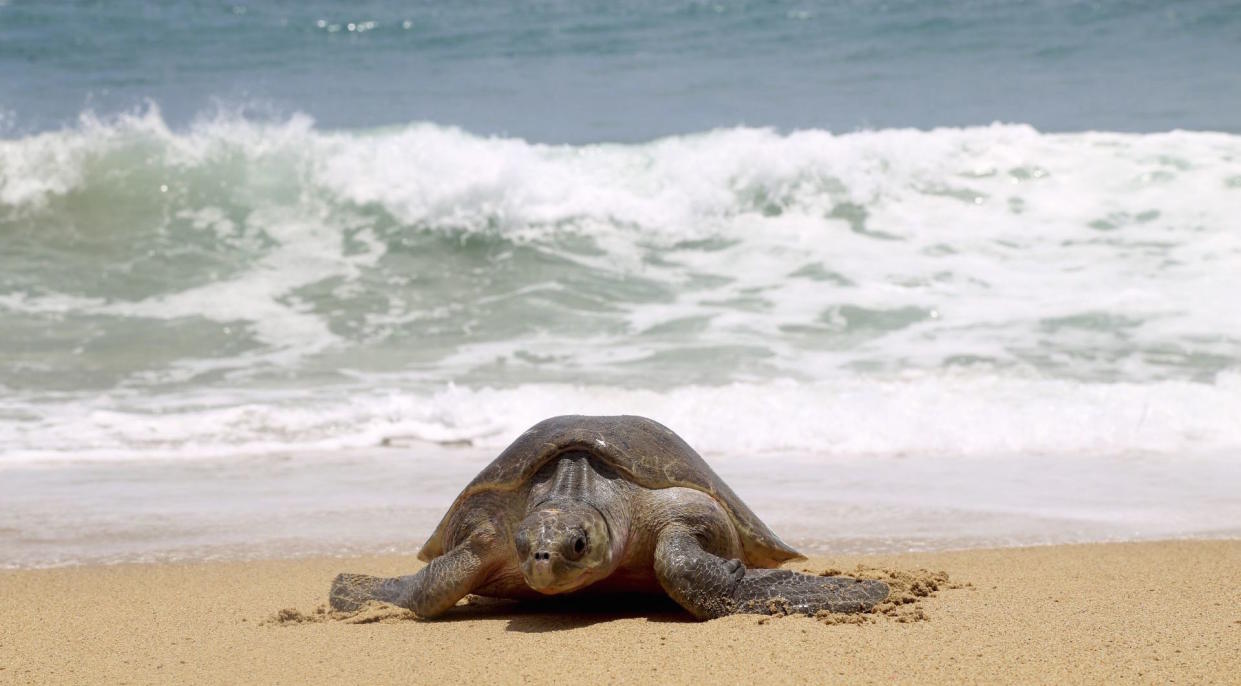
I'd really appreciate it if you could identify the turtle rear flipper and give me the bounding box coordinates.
[654,529,888,619]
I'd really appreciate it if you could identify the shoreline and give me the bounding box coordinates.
[3,539,1238,684]
[5,447,1240,569]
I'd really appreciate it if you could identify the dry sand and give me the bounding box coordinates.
[1,540,1238,685]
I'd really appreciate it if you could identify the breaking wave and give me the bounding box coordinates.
[2,107,1239,461]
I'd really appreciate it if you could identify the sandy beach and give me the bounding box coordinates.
[2,539,1237,685]
[5,4,1241,686]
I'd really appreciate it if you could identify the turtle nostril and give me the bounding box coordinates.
[534,551,550,561]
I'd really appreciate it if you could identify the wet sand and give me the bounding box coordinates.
[1,540,1238,685]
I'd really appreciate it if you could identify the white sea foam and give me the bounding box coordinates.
[3,373,1239,463]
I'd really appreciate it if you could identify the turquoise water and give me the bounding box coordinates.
[3,1,1240,140]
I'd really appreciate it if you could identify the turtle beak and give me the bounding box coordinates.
[526,553,556,591]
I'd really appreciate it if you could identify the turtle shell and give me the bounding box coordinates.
[418,415,803,567]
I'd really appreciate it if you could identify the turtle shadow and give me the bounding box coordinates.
[435,593,695,632]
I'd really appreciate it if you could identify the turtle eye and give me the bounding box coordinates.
[564,533,587,560]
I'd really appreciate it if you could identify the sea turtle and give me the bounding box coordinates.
[330,415,888,619]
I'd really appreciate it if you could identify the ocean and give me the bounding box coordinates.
[1,0,1239,566]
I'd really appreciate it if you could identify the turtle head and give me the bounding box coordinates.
[514,503,613,594]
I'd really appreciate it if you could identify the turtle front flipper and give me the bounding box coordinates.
[654,529,888,619]
[330,572,418,611]
[330,525,501,618]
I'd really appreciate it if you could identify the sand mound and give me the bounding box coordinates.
[265,601,411,626]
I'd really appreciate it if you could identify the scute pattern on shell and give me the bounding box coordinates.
[418,415,803,567]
